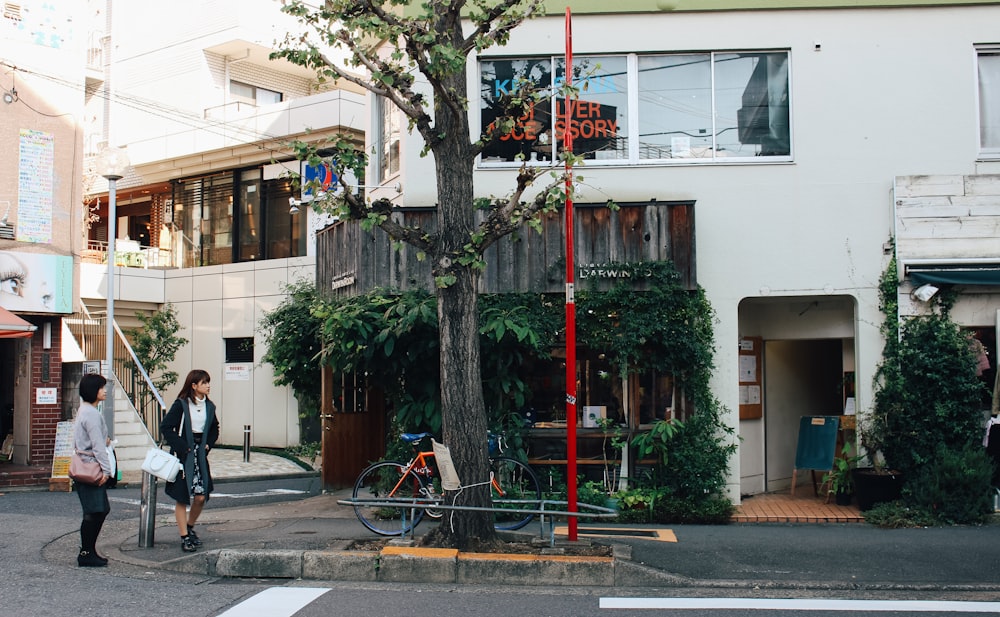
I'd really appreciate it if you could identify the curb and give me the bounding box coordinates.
[112,539,633,586]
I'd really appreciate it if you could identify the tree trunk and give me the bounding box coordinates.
[438,270,495,546]
[430,62,497,547]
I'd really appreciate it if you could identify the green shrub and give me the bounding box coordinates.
[650,495,734,524]
[577,479,612,508]
[862,501,937,528]
[904,445,994,525]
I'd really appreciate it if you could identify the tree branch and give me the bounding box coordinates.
[476,166,568,249]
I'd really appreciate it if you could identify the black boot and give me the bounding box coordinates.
[77,549,108,568]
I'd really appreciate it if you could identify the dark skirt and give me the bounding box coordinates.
[77,482,110,515]
[165,441,210,505]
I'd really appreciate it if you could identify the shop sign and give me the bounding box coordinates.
[578,262,655,280]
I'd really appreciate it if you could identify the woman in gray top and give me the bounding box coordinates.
[73,373,113,567]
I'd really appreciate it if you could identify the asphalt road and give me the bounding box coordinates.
[3,478,1000,617]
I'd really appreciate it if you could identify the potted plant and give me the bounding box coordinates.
[823,443,860,506]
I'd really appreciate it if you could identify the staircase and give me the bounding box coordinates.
[65,309,166,481]
[109,375,157,481]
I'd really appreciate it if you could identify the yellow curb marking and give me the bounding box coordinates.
[460,552,613,563]
[553,526,677,542]
[380,546,459,558]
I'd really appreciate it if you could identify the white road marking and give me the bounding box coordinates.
[109,497,173,511]
[110,488,304,507]
[216,587,329,617]
[600,598,1000,612]
[212,489,307,498]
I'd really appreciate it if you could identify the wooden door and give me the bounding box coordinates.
[320,367,386,489]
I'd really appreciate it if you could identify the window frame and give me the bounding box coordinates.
[977,45,1000,160]
[477,49,793,168]
[229,80,283,107]
[374,95,401,183]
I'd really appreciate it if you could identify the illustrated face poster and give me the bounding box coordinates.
[0,251,73,314]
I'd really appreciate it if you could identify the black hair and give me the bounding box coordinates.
[79,373,108,404]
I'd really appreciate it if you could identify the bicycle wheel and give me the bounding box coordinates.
[352,461,428,536]
[490,456,541,531]
[423,475,445,519]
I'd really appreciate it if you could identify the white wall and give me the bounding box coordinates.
[372,5,1000,499]
[81,257,314,448]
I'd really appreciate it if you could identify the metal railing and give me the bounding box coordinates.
[83,239,173,268]
[64,307,168,441]
[338,496,618,545]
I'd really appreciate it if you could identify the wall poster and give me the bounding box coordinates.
[17,129,55,243]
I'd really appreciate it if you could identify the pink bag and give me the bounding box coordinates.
[69,450,104,485]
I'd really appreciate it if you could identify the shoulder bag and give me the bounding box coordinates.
[69,450,104,485]
[141,446,181,482]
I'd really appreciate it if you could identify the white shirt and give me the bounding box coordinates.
[189,396,208,434]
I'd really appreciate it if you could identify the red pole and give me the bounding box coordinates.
[563,6,578,542]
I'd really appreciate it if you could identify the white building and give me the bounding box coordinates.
[80,0,365,449]
[343,1,1000,499]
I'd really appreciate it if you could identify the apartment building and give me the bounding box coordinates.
[78,0,366,451]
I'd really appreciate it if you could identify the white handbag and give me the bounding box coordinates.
[141,446,182,482]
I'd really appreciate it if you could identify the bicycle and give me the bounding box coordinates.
[352,432,541,536]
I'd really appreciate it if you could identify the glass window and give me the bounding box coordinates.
[638,51,789,161]
[200,174,235,266]
[555,55,629,161]
[638,54,713,159]
[375,95,401,182]
[478,50,790,166]
[229,80,283,106]
[716,52,789,158]
[239,170,261,261]
[979,47,1000,157]
[480,57,554,163]
[262,179,306,259]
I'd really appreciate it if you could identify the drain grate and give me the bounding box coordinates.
[555,526,677,542]
[580,528,659,538]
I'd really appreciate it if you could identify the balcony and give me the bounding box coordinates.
[84,239,172,269]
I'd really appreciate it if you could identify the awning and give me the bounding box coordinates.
[909,265,1000,287]
[0,306,36,339]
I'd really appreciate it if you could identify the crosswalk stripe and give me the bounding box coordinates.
[216,587,330,617]
[600,598,1000,612]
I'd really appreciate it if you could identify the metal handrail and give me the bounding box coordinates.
[66,305,167,441]
[338,497,618,545]
[112,319,168,442]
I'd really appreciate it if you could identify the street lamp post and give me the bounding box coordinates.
[96,146,130,440]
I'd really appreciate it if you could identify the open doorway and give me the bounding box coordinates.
[764,339,844,493]
[738,295,856,496]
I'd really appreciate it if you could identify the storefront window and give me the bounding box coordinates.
[555,55,628,161]
[480,56,554,163]
[480,50,790,165]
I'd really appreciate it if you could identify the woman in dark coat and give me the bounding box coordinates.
[160,369,220,553]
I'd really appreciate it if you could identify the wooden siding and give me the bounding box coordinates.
[894,175,1000,266]
[317,201,696,298]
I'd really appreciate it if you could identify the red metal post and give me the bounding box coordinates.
[563,6,578,542]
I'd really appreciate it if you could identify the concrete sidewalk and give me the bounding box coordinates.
[91,450,1000,590]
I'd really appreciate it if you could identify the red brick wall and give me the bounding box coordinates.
[28,318,62,466]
